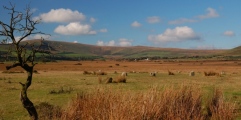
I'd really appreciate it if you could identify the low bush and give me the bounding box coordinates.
[96,71,107,75]
[83,70,92,75]
[74,63,82,65]
[36,102,62,120]
[105,77,113,84]
[33,70,39,74]
[168,70,175,75]
[204,71,219,76]
[49,87,74,94]
[114,76,126,83]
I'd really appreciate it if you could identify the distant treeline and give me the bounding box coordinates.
[0,53,103,62]
[43,55,103,62]
[1,51,241,62]
[114,55,241,61]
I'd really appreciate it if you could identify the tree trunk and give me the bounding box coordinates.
[20,67,38,120]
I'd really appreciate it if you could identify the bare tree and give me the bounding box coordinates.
[0,3,50,120]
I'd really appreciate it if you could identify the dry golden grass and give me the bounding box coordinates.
[55,86,236,120]
[2,60,241,74]
[1,60,241,119]
[207,89,236,120]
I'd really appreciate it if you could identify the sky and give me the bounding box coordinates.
[1,0,241,49]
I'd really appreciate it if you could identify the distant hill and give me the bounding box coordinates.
[33,40,226,59]
[1,40,240,60]
[224,46,241,56]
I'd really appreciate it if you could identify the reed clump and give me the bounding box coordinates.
[113,76,126,83]
[83,70,92,75]
[56,85,236,120]
[204,71,220,76]
[168,70,175,75]
[36,102,62,120]
[96,71,107,75]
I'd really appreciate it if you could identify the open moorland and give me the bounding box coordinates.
[1,60,241,119]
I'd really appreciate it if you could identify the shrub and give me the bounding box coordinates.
[168,70,175,75]
[96,71,107,75]
[150,72,156,76]
[114,76,126,83]
[204,71,219,76]
[121,72,127,77]
[105,77,113,84]
[189,71,195,76]
[49,87,74,94]
[36,102,62,120]
[74,63,82,65]
[33,70,39,74]
[83,71,92,75]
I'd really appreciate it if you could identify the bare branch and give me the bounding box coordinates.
[6,62,21,70]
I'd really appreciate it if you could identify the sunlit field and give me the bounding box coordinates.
[0,60,241,119]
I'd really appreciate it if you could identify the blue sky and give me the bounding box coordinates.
[1,0,241,49]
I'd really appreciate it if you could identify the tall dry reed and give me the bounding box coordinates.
[52,86,236,120]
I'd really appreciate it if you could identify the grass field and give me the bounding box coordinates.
[0,60,241,119]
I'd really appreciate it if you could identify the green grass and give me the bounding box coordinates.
[56,52,99,58]
[125,51,174,58]
[0,70,240,119]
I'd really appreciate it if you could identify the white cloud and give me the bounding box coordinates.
[197,7,219,19]
[223,31,235,37]
[147,16,160,24]
[148,26,201,43]
[38,8,85,23]
[73,41,78,43]
[31,34,51,39]
[99,28,108,33]
[118,38,132,46]
[96,38,132,47]
[15,34,50,41]
[90,17,96,23]
[131,21,142,27]
[96,40,115,46]
[107,40,116,46]
[169,18,197,25]
[54,22,96,35]
[15,36,29,41]
[96,40,104,46]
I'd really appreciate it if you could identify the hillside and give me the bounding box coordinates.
[32,40,226,59]
[0,40,238,60]
[224,46,241,56]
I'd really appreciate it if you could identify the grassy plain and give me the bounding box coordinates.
[0,60,241,119]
